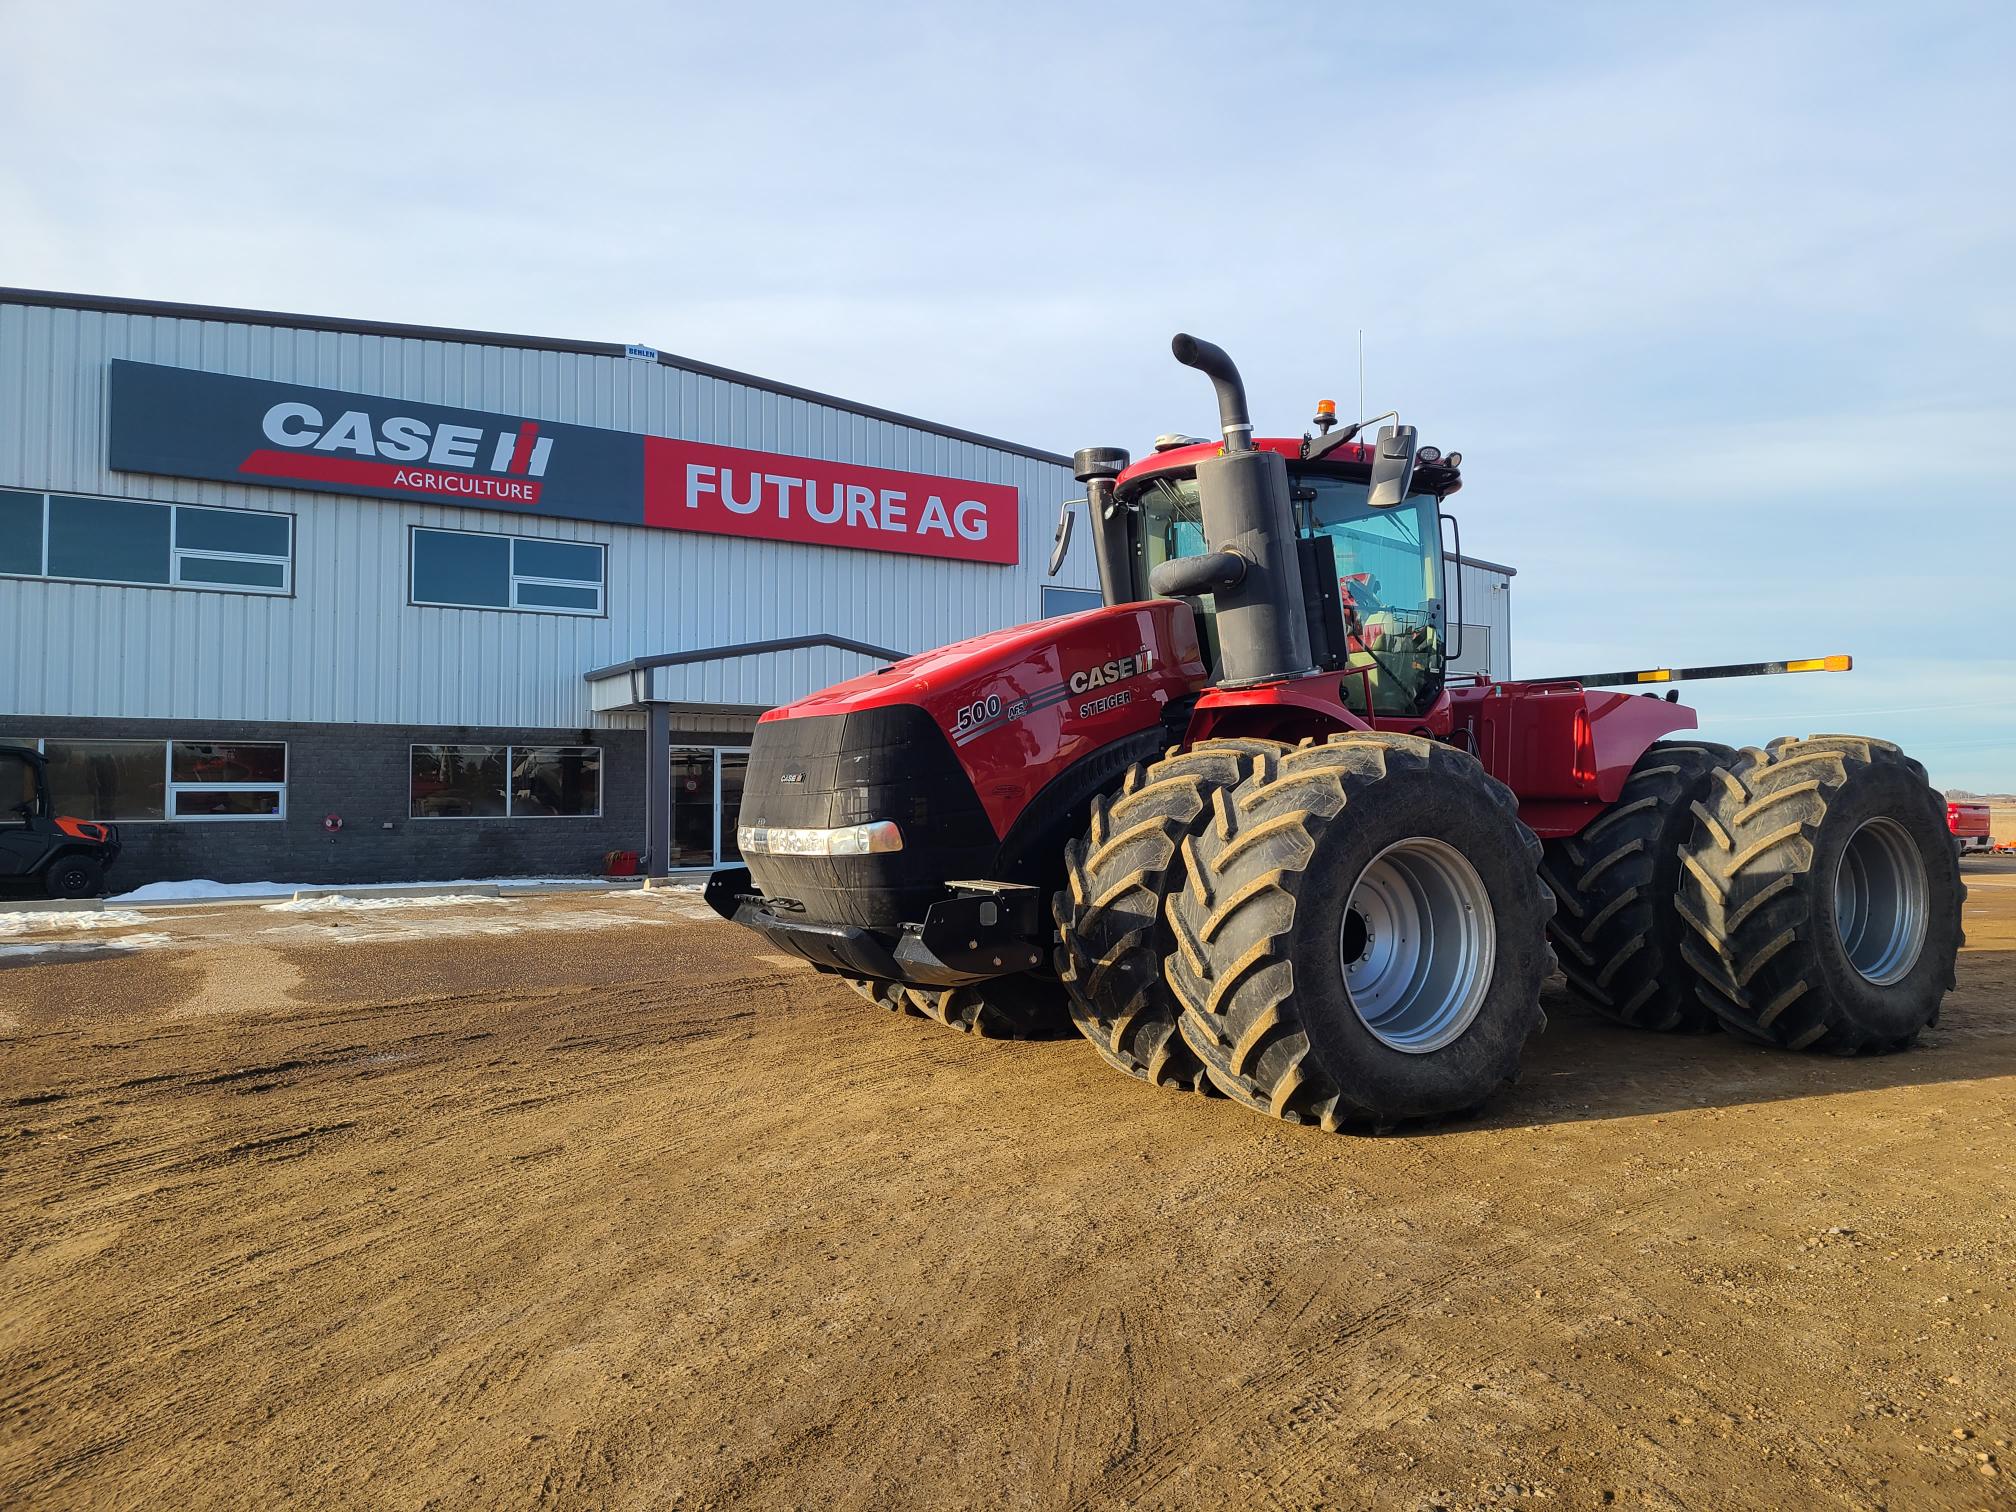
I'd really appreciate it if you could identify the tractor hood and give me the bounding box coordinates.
[764,601,1207,722]
[758,600,1209,836]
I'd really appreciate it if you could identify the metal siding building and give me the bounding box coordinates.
[1448,555,1516,682]
[0,289,1514,888]
[1,295,1080,729]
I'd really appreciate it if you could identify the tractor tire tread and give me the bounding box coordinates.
[1054,737,1286,1089]
[841,974,1061,1040]
[1673,735,1961,1052]
[1170,732,1553,1132]
[1539,739,1738,1033]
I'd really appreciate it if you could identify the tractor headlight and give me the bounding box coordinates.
[737,820,904,857]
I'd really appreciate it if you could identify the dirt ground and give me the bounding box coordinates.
[3,868,2013,1511]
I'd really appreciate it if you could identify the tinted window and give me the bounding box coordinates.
[43,740,167,821]
[512,538,602,583]
[172,789,283,817]
[47,496,171,584]
[1040,585,1102,618]
[511,747,602,816]
[178,557,288,588]
[515,582,599,610]
[411,745,507,817]
[412,530,511,607]
[175,506,291,557]
[171,742,287,784]
[2,751,35,814]
[0,489,42,576]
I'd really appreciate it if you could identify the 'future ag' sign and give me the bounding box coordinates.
[107,360,1020,564]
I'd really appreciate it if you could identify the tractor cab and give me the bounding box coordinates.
[0,743,122,899]
[1090,435,1466,720]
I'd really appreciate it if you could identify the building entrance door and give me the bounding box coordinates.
[668,746,750,868]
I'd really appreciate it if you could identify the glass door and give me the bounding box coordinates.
[669,748,718,868]
[668,745,751,867]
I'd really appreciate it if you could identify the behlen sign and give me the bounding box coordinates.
[106,359,1020,565]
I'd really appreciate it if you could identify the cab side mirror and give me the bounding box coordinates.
[1367,424,1419,509]
[1047,499,1080,578]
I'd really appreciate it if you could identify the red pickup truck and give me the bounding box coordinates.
[1947,799,1992,855]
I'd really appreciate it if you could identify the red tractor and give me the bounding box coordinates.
[707,336,1964,1132]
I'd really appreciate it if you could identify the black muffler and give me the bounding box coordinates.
[1151,334,1315,688]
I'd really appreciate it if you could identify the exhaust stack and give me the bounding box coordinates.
[1152,333,1315,688]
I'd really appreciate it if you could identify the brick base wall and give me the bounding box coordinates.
[0,716,749,890]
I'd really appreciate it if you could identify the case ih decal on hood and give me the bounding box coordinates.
[950,646,1160,744]
[107,360,1020,564]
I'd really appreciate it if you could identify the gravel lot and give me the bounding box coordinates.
[3,865,2013,1509]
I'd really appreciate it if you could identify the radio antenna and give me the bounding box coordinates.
[1357,330,1365,423]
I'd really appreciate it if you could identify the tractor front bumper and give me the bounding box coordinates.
[703,868,1046,986]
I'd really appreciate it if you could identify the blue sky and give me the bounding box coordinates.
[5,2,2013,787]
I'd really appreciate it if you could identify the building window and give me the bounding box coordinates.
[411,527,605,615]
[0,489,45,576]
[411,744,507,817]
[511,747,603,817]
[169,741,288,819]
[31,738,287,821]
[1040,585,1102,618]
[0,491,292,595]
[42,740,169,821]
[173,506,293,590]
[411,744,602,818]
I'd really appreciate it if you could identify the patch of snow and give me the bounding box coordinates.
[0,908,152,938]
[265,893,508,913]
[0,931,173,960]
[109,875,637,904]
[261,908,683,945]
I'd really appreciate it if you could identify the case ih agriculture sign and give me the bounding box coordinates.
[107,360,1020,565]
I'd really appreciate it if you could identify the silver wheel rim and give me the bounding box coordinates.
[1833,816,1928,986]
[1340,838,1496,1053]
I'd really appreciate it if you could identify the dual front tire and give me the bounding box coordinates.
[1164,735,1555,1130]
[1053,732,1557,1130]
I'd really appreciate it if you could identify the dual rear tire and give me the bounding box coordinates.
[841,974,1065,1039]
[1542,741,1738,1033]
[1674,736,1963,1051]
[1548,734,1962,1053]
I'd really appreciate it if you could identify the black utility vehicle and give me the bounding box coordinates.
[1,744,121,899]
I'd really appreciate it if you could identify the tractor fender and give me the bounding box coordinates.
[1449,682,1698,839]
[1182,679,1373,747]
[993,725,1169,897]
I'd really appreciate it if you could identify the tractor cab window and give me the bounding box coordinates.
[1129,468,1447,715]
[1298,476,1446,718]
[1306,479,1451,721]
[1135,475,1221,671]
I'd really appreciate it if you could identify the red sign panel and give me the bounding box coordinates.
[644,436,1019,565]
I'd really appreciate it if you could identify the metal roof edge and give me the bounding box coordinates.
[1450,552,1517,577]
[586,633,907,683]
[0,286,1074,469]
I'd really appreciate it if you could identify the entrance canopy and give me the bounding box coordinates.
[583,634,906,875]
